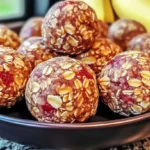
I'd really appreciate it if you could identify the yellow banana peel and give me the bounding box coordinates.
[112,0,150,32]
[81,0,115,23]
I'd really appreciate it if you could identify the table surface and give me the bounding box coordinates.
[0,137,149,150]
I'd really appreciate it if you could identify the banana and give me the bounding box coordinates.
[103,0,115,23]
[112,0,150,32]
[81,0,105,21]
[81,0,114,23]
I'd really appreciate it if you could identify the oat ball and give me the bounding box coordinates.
[0,46,30,108]
[18,37,57,71]
[42,1,99,55]
[98,51,150,116]
[20,17,43,41]
[96,20,109,39]
[108,19,147,50]
[25,56,99,123]
[0,25,21,49]
[127,33,150,53]
[76,38,122,74]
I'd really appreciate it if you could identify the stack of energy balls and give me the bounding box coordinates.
[0,0,149,123]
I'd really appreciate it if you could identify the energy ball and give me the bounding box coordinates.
[0,46,30,108]
[96,20,109,39]
[0,25,21,49]
[20,17,43,41]
[18,37,57,71]
[42,1,99,55]
[76,38,122,74]
[108,19,147,50]
[98,51,150,116]
[25,56,99,123]
[127,33,150,53]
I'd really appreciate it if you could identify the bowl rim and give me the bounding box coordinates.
[0,112,149,129]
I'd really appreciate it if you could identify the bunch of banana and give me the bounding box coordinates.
[81,0,115,23]
[112,0,150,32]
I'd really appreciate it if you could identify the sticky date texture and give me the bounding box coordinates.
[108,19,147,50]
[98,51,150,116]
[76,38,122,74]
[25,57,99,123]
[42,1,99,55]
[0,46,30,108]
[18,37,57,71]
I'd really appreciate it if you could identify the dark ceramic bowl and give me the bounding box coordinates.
[0,23,149,149]
[0,100,149,149]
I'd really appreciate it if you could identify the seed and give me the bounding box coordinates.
[63,95,68,102]
[47,95,62,109]
[76,94,84,107]
[42,66,52,75]
[122,90,133,96]
[142,78,150,86]
[58,86,72,95]
[68,91,73,101]
[108,103,115,111]
[53,9,60,17]
[83,78,89,88]
[121,70,127,77]
[14,75,24,86]
[66,102,74,111]
[51,18,58,28]
[61,63,72,69]
[136,98,142,102]
[140,101,150,109]
[62,4,73,12]
[33,107,40,113]
[64,24,75,35]
[92,41,101,49]
[80,3,88,10]
[31,82,40,92]
[134,88,141,95]
[99,76,110,86]
[101,48,111,55]
[63,43,70,50]
[116,89,121,97]
[29,44,38,49]
[47,78,51,85]
[86,88,92,95]
[14,57,24,67]
[137,57,147,63]
[74,79,82,89]
[67,36,78,47]
[61,111,69,119]
[3,64,10,71]
[0,86,3,91]
[83,31,92,40]
[74,108,84,117]
[141,71,150,79]
[56,110,61,117]
[122,62,132,69]
[81,57,96,64]
[63,71,75,80]
[4,55,13,62]
[131,104,142,113]
[128,78,141,87]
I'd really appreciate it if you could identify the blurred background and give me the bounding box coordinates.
[0,0,59,22]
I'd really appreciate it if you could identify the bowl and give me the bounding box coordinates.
[0,100,149,149]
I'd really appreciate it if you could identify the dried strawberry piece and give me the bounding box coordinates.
[41,102,56,112]
[0,71,13,86]
[78,65,93,79]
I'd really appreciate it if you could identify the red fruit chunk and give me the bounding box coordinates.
[0,71,13,86]
[41,102,56,112]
